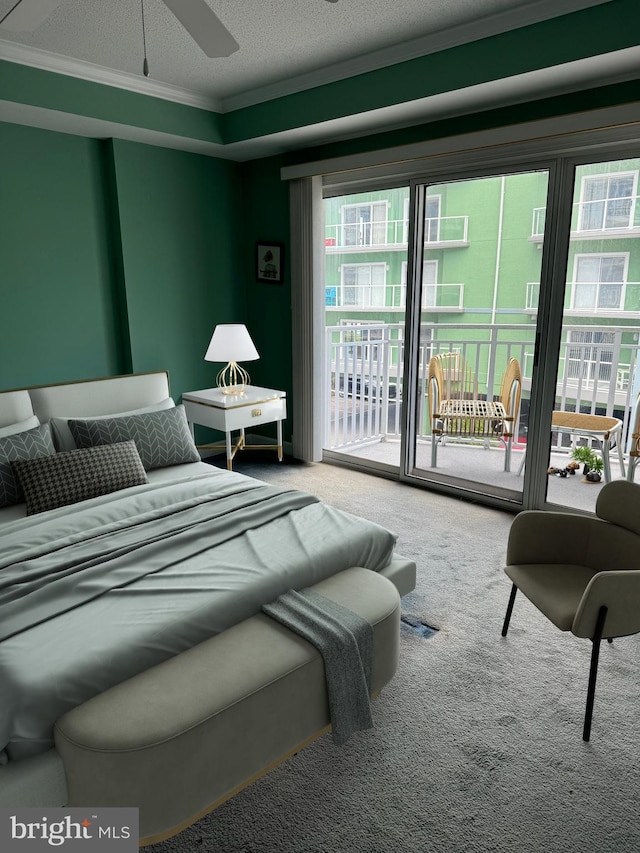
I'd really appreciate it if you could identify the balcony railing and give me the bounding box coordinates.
[325,216,469,249]
[326,321,640,454]
[325,282,465,310]
[531,207,546,238]
[572,194,640,234]
[531,195,640,239]
[526,281,640,315]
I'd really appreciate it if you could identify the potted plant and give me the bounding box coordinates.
[570,445,604,482]
[584,454,604,482]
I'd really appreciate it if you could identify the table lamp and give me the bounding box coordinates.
[204,324,259,395]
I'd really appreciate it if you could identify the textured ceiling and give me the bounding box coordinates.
[0,0,610,108]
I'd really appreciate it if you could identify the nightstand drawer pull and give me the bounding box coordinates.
[251,408,263,417]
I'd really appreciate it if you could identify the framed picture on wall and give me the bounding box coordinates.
[256,241,284,283]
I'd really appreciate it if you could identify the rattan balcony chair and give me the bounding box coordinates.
[427,354,522,472]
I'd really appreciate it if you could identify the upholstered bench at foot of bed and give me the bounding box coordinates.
[53,566,402,845]
[379,554,416,597]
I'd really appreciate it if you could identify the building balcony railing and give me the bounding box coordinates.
[525,281,640,317]
[325,282,464,311]
[326,321,640,455]
[531,196,640,241]
[325,216,469,251]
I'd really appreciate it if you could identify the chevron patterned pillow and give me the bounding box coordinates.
[12,440,148,515]
[68,405,200,471]
[0,422,56,507]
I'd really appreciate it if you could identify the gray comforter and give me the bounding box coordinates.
[0,469,396,761]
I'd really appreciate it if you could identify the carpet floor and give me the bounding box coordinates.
[149,457,640,853]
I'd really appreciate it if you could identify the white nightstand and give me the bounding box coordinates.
[182,385,287,470]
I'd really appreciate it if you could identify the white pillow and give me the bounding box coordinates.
[50,398,175,451]
[0,416,40,438]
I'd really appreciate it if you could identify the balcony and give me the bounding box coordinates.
[325,321,640,472]
[325,216,469,252]
[325,282,465,312]
[530,195,640,242]
[525,281,640,319]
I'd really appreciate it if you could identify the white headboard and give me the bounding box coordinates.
[0,391,35,428]
[0,372,170,426]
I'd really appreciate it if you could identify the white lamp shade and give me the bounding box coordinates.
[204,324,259,363]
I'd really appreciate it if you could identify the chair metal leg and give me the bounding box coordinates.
[501,584,518,637]
[583,605,608,742]
[601,438,612,483]
[503,436,512,472]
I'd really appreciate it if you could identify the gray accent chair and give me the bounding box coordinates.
[501,480,640,741]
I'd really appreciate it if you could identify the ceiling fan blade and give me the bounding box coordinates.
[162,0,239,58]
[0,0,66,30]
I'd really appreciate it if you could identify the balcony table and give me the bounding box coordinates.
[517,411,625,482]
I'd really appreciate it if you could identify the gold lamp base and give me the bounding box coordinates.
[217,361,251,395]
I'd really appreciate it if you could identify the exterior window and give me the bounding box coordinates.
[341,263,386,307]
[420,260,438,307]
[342,202,387,246]
[572,254,627,311]
[339,320,383,360]
[578,172,637,231]
[425,195,441,242]
[566,330,615,384]
[401,260,438,308]
[403,195,441,243]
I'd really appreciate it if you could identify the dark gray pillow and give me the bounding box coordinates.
[0,422,56,507]
[68,404,200,470]
[12,441,149,515]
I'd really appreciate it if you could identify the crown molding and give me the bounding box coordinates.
[220,0,613,111]
[0,38,222,112]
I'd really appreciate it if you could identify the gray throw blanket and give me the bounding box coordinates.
[263,589,373,745]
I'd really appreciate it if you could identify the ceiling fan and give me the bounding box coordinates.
[0,0,241,57]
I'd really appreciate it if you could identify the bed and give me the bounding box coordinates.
[0,371,416,844]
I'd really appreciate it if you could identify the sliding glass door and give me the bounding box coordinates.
[404,168,550,506]
[544,155,640,513]
[316,141,640,512]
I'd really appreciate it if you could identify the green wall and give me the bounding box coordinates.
[110,139,243,399]
[242,156,293,400]
[0,122,244,403]
[0,123,121,388]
